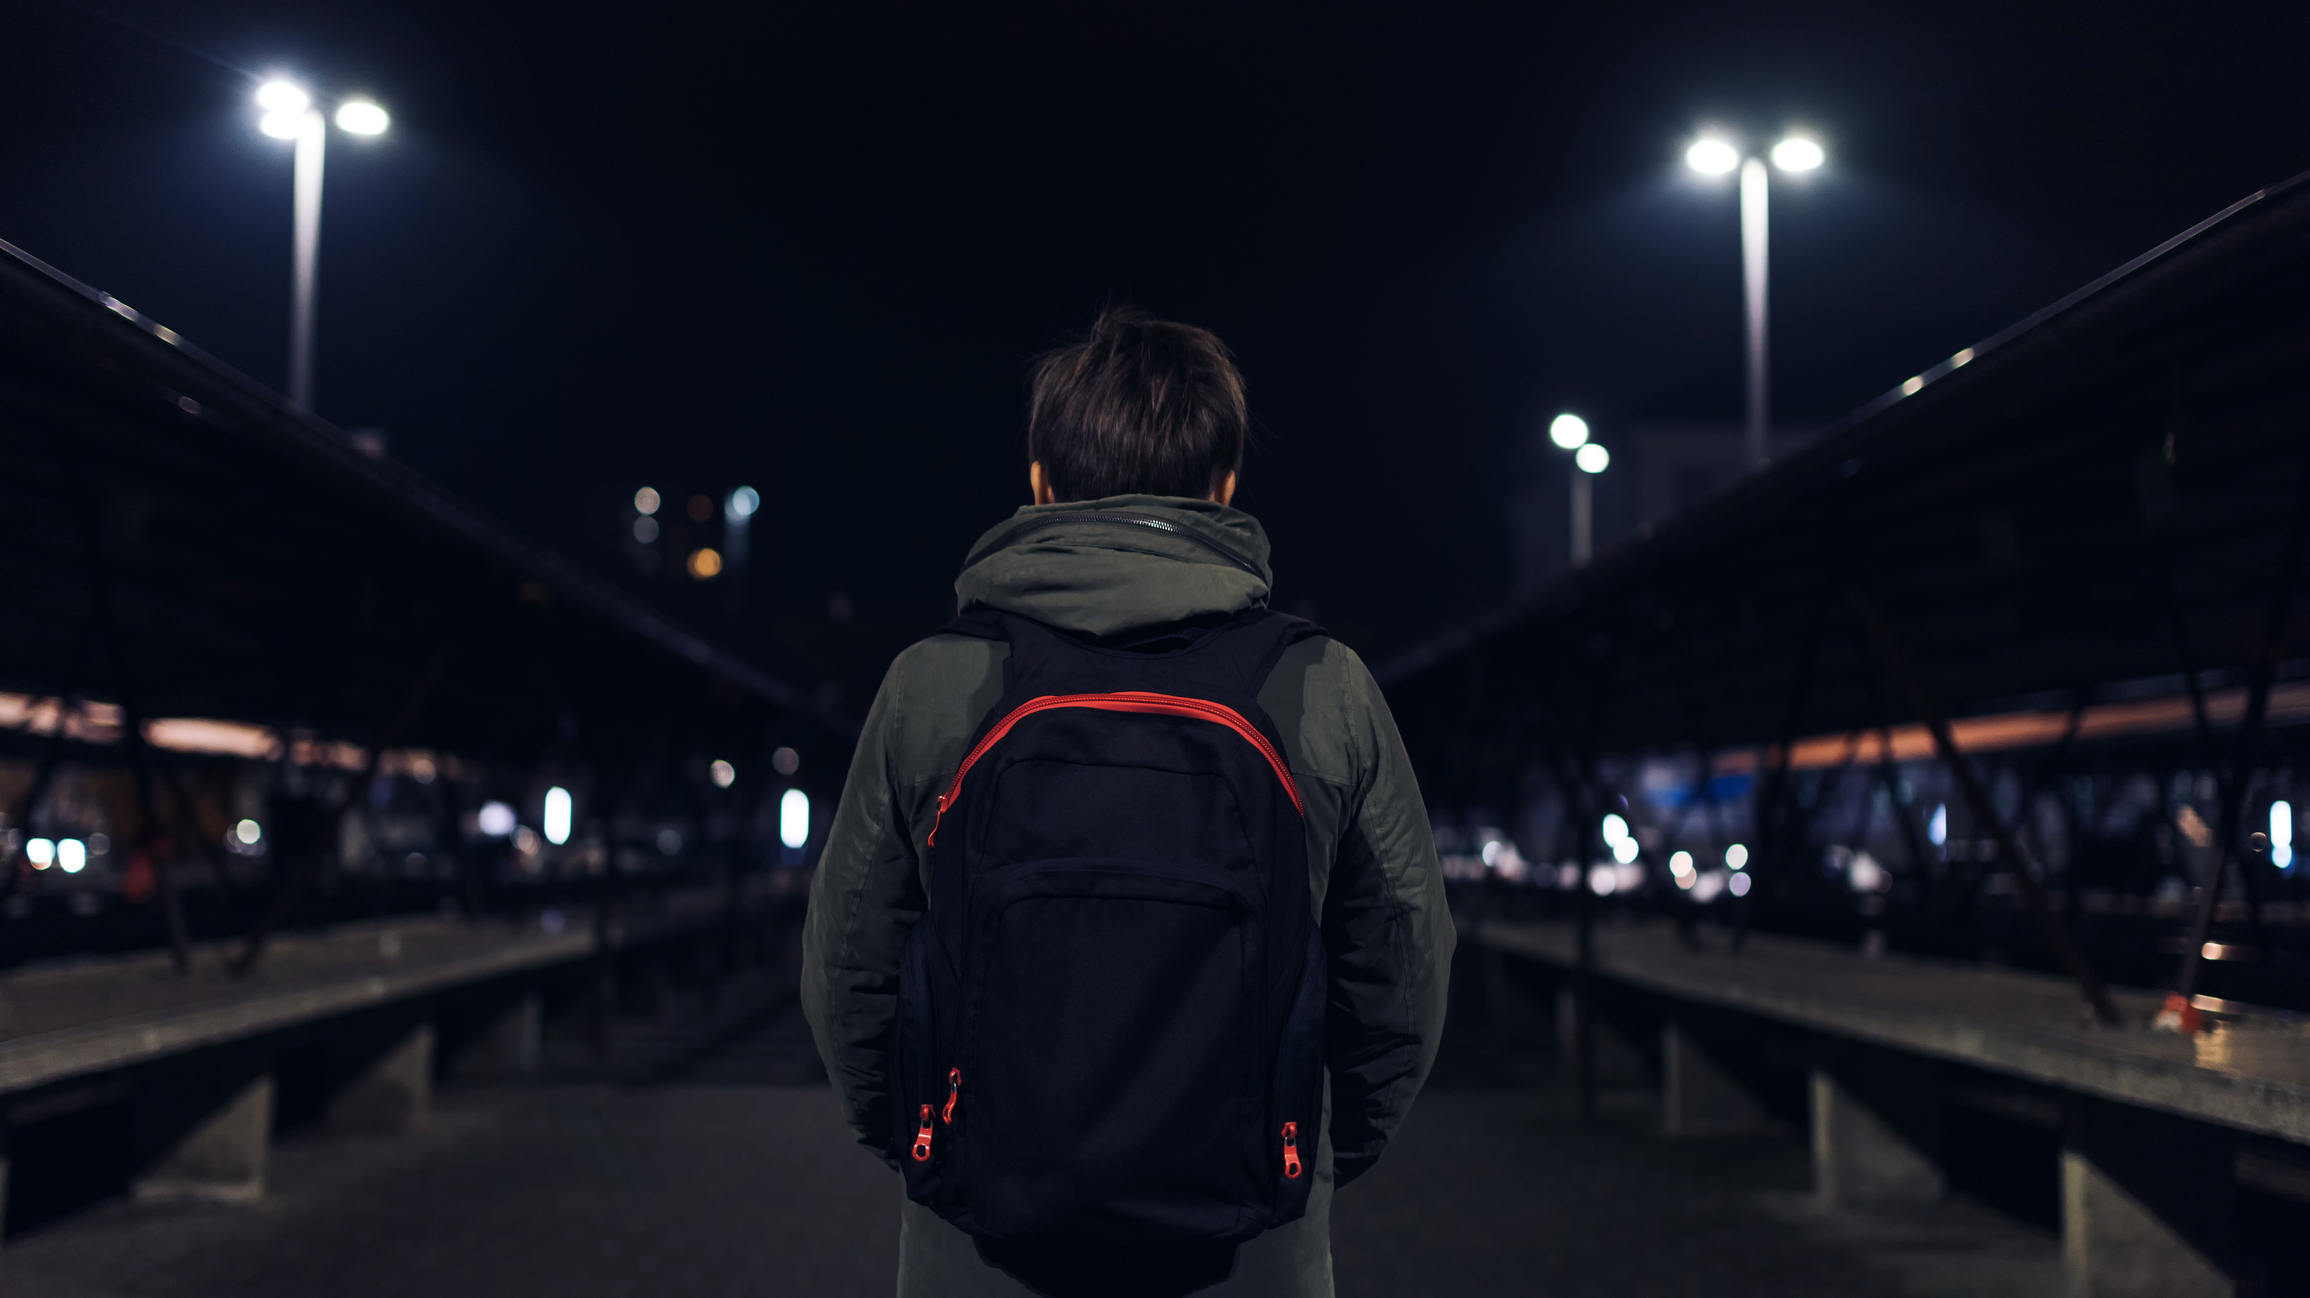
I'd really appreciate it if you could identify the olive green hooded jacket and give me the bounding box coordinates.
[801,495,1453,1297]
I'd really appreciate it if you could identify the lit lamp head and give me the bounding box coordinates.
[256,80,310,139]
[1684,135,1740,176]
[1574,443,1610,475]
[1547,413,1590,450]
[1770,135,1824,173]
[335,100,390,135]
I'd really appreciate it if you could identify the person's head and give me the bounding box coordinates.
[1025,307,1246,506]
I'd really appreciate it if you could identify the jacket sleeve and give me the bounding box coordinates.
[1324,656,1455,1187]
[801,658,926,1164]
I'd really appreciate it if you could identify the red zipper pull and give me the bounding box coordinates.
[911,1104,935,1162]
[942,1068,961,1125]
[1281,1121,1302,1180]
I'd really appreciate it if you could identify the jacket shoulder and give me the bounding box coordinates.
[1257,633,1390,791]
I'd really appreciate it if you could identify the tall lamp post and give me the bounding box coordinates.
[1683,132,1824,472]
[256,79,390,412]
[1549,413,1610,565]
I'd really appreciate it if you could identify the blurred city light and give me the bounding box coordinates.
[1685,135,1740,175]
[1770,136,1824,172]
[771,746,801,776]
[1575,443,1610,474]
[57,839,85,873]
[1610,836,1639,864]
[477,802,517,837]
[634,487,661,515]
[1548,413,1590,449]
[2275,800,2294,870]
[335,100,389,135]
[235,818,263,845]
[1725,842,1749,870]
[688,547,723,579]
[543,787,573,846]
[1928,804,1948,846]
[1728,872,1753,897]
[26,838,53,868]
[780,789,810,850]
[1600,813,1629,846]
[633,516,659,543]
[256,80,311,114]
[1588,864,1617,895]
[727,486,760,520]
[711,759,736,788]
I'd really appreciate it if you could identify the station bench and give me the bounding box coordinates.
[1474,916,2310,1298]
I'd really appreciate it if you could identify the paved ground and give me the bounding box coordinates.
[4,950,2062,1297]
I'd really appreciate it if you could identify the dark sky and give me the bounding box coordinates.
[5,1,2308,700]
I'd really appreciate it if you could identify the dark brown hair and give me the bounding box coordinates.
[1026,307,1247,502]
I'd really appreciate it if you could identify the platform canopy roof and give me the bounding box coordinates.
[0,239,855,772]
[1380,171,2310,792]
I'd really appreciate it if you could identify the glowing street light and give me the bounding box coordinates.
[1549,412,1610,565]
[1684,129,1827,472]
[253,77,391,412]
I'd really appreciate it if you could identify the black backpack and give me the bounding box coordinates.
[894,605,1326,1248]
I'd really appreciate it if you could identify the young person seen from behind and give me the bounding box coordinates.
[803,307,1453,1297]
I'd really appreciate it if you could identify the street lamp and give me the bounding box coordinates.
[254,78,390,412]
[1684,129,1824,472]
[1549,413,1611,565]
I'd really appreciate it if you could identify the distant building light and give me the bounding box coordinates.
[710,759,736,788]
[543,787,573,846]
[57,839,86,873]
[1927,804,1947,846]
[634,487,661,516]
[1668,850,1695,878]
[780,788,810,850]
[1611,837,1639,865]
[771,746,801,776]
[727,486,760,520]
[1728,871,1753,897]
[26,838,53,868]
[1574,443,1610,474]
[1548,414,1590,450]
[1600,814,1629,846]
[1724,842,1749,870]
[633,516,660,543]
[477,802,517,837]
[235,819,263,846]
[688,547,724,579]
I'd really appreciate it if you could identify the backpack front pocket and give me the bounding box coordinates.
[961,859,1263,1244]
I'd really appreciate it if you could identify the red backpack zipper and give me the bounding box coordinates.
[911,1105,935,1162]
[928,692,1303,845]
[1281,1121,1303,1180]
[942,1068,961,1124]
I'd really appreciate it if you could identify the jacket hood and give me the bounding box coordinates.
[953,495,1273,639]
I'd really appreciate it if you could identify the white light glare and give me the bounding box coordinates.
[26,838,53,868]
[1575,443,1610,474]
[1725,842,1750,870]
[780,788,810,850]
[58,839,86,873]
[2275,800,2294,871]
[1548,414,1590,450]
[1770,136,1825,172]
[711,759,737,788]
[256,81,311,114]
[260,112,304,140]
[1611,837,1640,865]
[235,818,263,845]
[335,100,390,135]
[1600,814,1629,846]
[1685,136,1740,175]
[543,787,573,846]
[634,487,661,515]
[727,486,760,520]
[477,802,517,837]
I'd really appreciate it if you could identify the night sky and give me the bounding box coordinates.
[6,1,2308,705]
